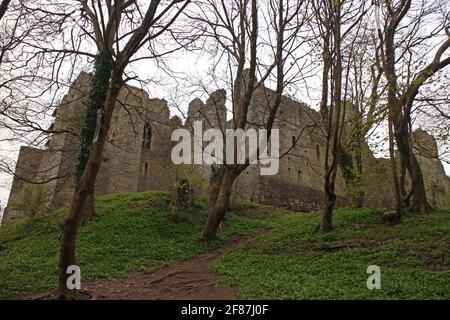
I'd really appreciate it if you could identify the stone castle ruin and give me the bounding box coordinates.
[2,72,448,223]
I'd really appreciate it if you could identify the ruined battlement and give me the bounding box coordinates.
[2,73,448,223]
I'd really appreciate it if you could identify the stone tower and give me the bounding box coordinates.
[2,72,449,223]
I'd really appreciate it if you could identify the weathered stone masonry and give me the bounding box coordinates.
[2,72,448,223]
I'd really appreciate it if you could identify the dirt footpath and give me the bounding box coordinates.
[83,235,244,300]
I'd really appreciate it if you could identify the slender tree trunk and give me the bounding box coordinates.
[201,168,236,241]
[0,0,11,22]
[395,130,431,214]
[382,23,403,219]
[387,106,402,219]
[408,161,431,214]
[208,166,225,207]
[320,0,342,233]
[399,160,409,207]
[321,167,336,232]
[408,155,431,214]
[350,116,364,208]
[354,143,364,208]
[320,35,331,123]
[57,73,122,299]
[321,137,341,232]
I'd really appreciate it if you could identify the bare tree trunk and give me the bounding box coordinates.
[350,116,365,208]
[408,155,431,214]
[197,0,303,240]
[321,137,341,232]
[0,0,11,22]
[399,160,409,207]
[208,166,225,207]
[201,168,236,242]
[377,0,450,219]
[381,22,403,220]
[320,35,331,123]
[395,129,432,214]
[320,0,342,233]
[387,103,402,219]
[354,143,364,208]
[57,73,122,299]
[321,169,336,232]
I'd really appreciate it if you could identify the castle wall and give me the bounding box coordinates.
[46,72,90,208]
[234,87,349,211]
[360,153,396,209]
[2,147,46,222]
[413,130,448,206]
[3,73,449,224]
[100,87,150,195]
[3,73,177,224]
[234,164,261,202]
[137,98,177,192]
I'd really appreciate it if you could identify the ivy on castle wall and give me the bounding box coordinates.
[339,144,364,201]
[339,149,354,184]
[75,52,112,183]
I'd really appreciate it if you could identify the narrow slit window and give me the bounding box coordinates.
[144,162,149,176]
[143,123,152,149]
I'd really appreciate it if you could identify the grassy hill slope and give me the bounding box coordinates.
[0,192,264,299]
[212,204,450,299]
[0,191,449,299]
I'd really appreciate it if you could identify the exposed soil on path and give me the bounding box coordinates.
[82,234,249,300]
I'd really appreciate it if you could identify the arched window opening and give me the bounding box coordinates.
[142,123,152,149]
[316,144,320,161]
[298,170,302,181]
[292,136,296,148]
